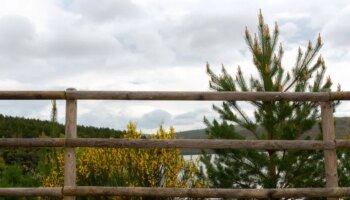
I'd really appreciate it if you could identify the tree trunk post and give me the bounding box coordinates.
[64,88,77,200]
[321,89,338,200]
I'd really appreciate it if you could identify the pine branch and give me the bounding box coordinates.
[282,152,315,188]
[229,101,259,139]
[284,36,323,92]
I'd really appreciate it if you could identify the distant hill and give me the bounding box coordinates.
[176,117,350,139]
[176,117,350,155]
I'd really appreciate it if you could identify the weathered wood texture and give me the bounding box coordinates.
[1,187,350,198]
[0,138,64,147]
[0,90,349,101]
[0,188,62,197]
[63,186,350,198]
[321,96,339,200]
[0,91,65,99]
[64,89,78,200]
[3,138,350,150]
[67,91,333,101]
[65,138,334,150]
[330,91,350,100]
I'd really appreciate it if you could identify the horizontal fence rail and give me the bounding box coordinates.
[2,138,350,150]
[0,188,62,197]
[1,187,350,198]
[62,186,350,198]
[1,90,350,199]
[0,90,350,101]
[0,138,65,147]
[66,91,333,101]
[0,91,66,99]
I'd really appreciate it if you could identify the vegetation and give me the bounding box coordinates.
[201,10,342,195]
[0,112,124,200]
[1,11,350,200]
[0,102,205,200]
[0,114,123,139]
[44,123,207,200]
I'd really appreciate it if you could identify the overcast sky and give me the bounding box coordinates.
[0,0,350,133]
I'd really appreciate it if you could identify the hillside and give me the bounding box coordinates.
[177,117,350,140]
[0,114,125,188]
[0,114,124,138]
[176,117,350,155]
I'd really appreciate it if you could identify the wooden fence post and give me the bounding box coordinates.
[64,88,77,200]
[321,89,338,200]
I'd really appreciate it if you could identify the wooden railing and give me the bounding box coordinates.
[1,89,350,199]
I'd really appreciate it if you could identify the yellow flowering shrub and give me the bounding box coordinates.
[42,150,64,187]
[43,123,207,199]
[120,123,206,188]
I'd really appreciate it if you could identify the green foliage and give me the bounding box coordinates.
[0,113,124,175]
[0,114,123,139]
[0,165,39,187]
[0,164,39,200]
[0,113,124,200]
[201,10,341,196]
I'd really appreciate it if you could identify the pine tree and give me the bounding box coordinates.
[201,10,341,197]
[51,100,58,137]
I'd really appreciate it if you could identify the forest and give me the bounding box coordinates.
[0,114,124,190]
[0,114,207,200]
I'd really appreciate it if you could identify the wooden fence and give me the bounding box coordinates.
[1,89,350,199]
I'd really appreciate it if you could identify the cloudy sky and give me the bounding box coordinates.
[0,0,350,133]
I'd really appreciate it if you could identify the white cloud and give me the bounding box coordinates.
[70,0,143,22]
[323,5,350,49]
[0,0,348,131]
